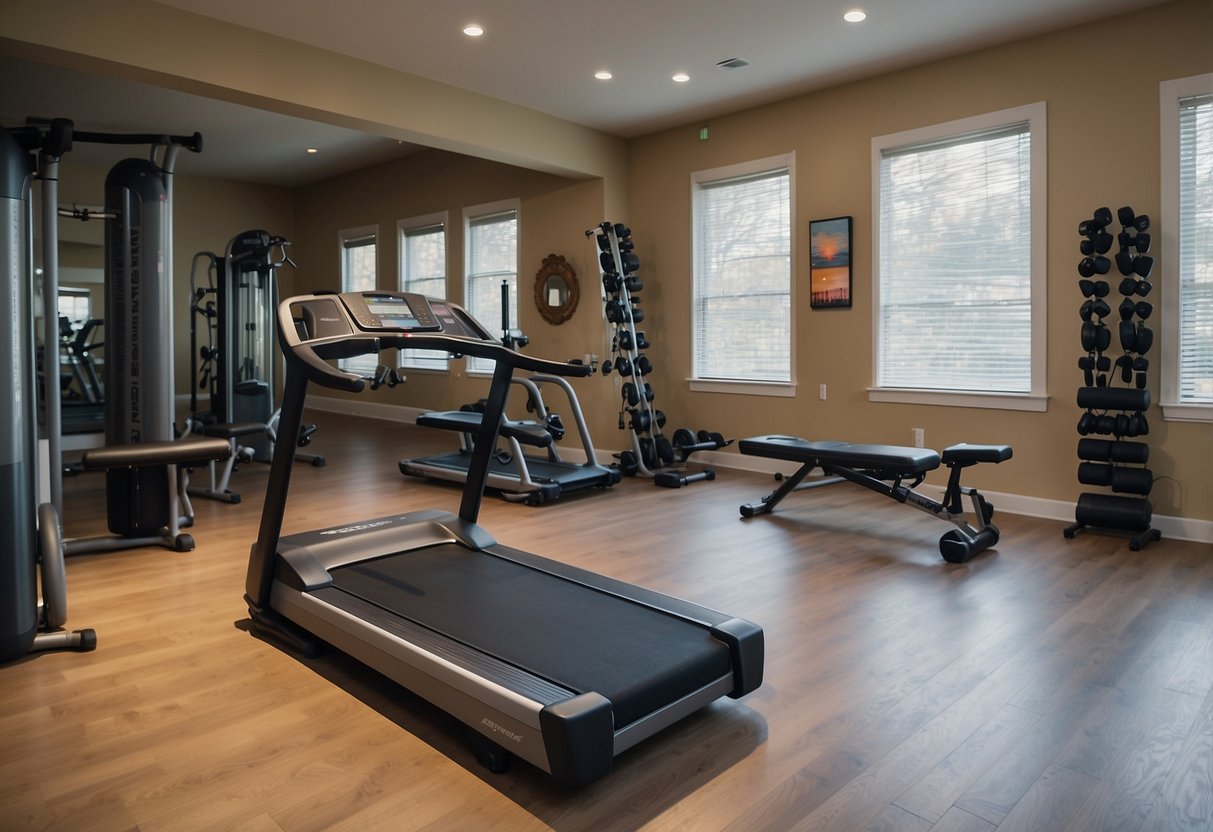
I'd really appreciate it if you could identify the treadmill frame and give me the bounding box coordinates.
[244,291,762,785]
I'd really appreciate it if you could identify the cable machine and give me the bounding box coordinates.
[1,121,94,660]
[189,230,323,503]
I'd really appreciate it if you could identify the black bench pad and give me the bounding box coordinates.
[739,436,941,474]
[417,410,552,448]
[941,444,1013,465]
[198,421,267,439]
[81,437,232,470]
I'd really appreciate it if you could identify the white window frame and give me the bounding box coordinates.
[869,102,1048,412]
[338,224,379,375]
[397,212,449,372]
[689,153,796,397]
[1160,73,1213,423]
[463,199,520,376]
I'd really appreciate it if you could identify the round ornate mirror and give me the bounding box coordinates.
[533,253,579,325]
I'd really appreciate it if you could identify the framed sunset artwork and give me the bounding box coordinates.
[809,216,852,309]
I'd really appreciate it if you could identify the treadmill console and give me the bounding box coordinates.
[341,292,440,332]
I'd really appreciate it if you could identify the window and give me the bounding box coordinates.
[339,225,378,375]
[691,154,793,393]
[871,102,1047,410]
[464,201,518,374]
[398,213,448,371]
[57,288,91,325]
[1161,74,1213,422]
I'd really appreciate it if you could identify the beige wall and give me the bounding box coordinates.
[9,0,1210,523]
[290,149,618,437]
[627,0,1213,520]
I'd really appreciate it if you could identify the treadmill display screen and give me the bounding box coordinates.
[366,296,419,330]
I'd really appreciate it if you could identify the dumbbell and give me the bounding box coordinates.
[1078,279,1110,299]
[634,354,653,376]
[614,356,633,376]
[1118,321,1154,355]
[605,299,636,324]
[628,408,666,433]
[1117,206,1151,232]
[621,381,653,406]
[1118,278,1152,297]
[1078,256,1111,277]
[624,275,643,293]
[602,273,621,294]
[1081,321,1111,352]
[1117,298,1153,321]
[617,330,649,351]
[1079,298,1111,321]
[1116,230,1150,253]
[1078,208,1112,236]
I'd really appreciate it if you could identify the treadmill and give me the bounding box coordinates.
[245,290,763,786]
[399,373,621,505]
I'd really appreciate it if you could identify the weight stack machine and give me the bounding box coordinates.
[1064,205,1161,550]
[587,221,730,486]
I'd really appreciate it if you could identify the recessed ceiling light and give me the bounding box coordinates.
[594,70,613,80]
[716,58,750,70]
[306,148,318,154]
[463,24,484,37]
[844,9,866,22]
[672,72,690,83]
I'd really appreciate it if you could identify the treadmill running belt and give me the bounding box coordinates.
[330,544,730,728]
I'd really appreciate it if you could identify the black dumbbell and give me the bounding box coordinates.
[617,330,650,351]
[624,275,643,293]
[634,354,653,376]
[602,273,621,294]
[1078,279,1109,298]
[1078,256,1111,277]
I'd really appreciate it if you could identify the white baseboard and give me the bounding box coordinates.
[304,397,1213,545]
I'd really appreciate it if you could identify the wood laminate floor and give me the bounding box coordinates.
[3,411,1211,831]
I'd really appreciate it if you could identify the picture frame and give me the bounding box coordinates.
[809,216,853,309]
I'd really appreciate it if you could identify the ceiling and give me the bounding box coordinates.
[1,0,1171,187]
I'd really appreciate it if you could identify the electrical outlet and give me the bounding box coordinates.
[913,428,925,448]
[819,384,827,401]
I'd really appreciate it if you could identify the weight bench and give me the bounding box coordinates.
[187,420,269,504]
[65,436,232,554]
[738,436,1012,562]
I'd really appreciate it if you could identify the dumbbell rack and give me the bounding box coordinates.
[1064,205,1161,550]
[587,221,670,477]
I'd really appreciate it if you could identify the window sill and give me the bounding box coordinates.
[689,379,797,398]
[868,388,1048,412]
[1161,401,1213,423]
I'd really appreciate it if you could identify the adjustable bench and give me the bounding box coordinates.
[738,436,1012,562]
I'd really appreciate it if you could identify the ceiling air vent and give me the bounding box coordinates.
[716,58,750,70]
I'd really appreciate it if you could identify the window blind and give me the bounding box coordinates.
[465,210,517,374]
[340,230,378,374]
[1178,94,1213,403]
[878,124,1032,393]
[400,222,448,371]
[692,167,791,383]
